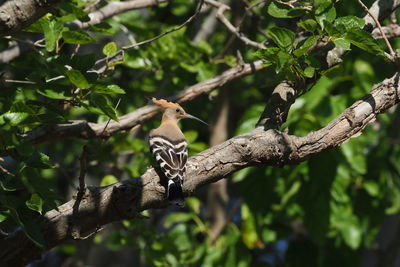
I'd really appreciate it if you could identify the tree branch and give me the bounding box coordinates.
[372,24,400,39]
[1,71,399,266]
[21,60,265,144]
[204,0,266,49]
[72,0,168,29]
[256,80,298,129]
[0,0,63,36]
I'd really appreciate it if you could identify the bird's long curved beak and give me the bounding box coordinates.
[184,114,209,126]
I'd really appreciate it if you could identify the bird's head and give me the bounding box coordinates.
[151,97,208,125]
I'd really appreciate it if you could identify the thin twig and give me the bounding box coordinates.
[356,0,395,58]
[94,0,205,67]
[0,165,14,177]
[4,79,36,84]
[100,98,122,138]
[205,0,266,49]
[72,226,103,240]
[77,145,89,194]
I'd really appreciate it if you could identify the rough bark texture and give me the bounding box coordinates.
[1,72,399,266]
[0,0,63,36]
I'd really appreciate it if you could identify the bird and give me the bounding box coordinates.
[148,97,208,206]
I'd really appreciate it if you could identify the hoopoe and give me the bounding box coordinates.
[149,98,208,206]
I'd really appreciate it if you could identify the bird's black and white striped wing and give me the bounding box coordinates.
[149,135,188,183]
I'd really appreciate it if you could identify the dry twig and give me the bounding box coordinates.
[356,0,395,58]
[205,0,266,49]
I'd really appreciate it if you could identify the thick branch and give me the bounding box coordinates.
[2,72,399,266]
[256,80,298,129]
[0,0,63,36]
[21,60,265,144]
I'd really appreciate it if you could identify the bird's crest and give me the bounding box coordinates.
[151,97,183,110]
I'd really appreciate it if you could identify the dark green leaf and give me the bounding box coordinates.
[344,29,384,56]
[298,19,319,33]
[71,54,96,72]
[315,1,336,28]
[25,152,54,169]
[94,84,126,95]
[91,95,119,121]
[26,194,43,214]
[267,27,295,50]
[294,36,319,57]
[334,16,365,31]
[267,2,305,18]
[333,38,351,50]
[62,30,95,44]
[40,19,64,52]
[65,69,91,89]
[37,89,71,100]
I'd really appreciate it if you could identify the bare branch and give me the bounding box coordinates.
[94,0,205,69]
[21,60,265,144]
[2,72,400,266]
[356,0,395,57]
[205,0,266,49]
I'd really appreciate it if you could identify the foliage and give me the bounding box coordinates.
[0,0,399,266]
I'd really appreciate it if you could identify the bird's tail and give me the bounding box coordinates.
[167,179,184,207]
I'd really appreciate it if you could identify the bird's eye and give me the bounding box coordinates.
[175,108,180,113]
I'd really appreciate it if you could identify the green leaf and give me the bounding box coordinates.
[267,2,305,18]
[25,152,54,169]
[333,38,351,50]
[71,53,96,72]
[94,84,126,95]
[334,16,365,31]
[40,19,64,52]
[62,29,95,44]
[37,89,71,100]
[65,69,91,89]
[26,194,43,214]
[363,181,380,197]
[103,42,118,57]
[3,112,30,126]
[303,66,315,78]
[100,175,118,186]
[294,35,319,57]
[298,19,318,33]
[275,50,293,73]
[267,27,295,50]
[91,95,119,121]
[315,1,336,28]
[344,29,384,56]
